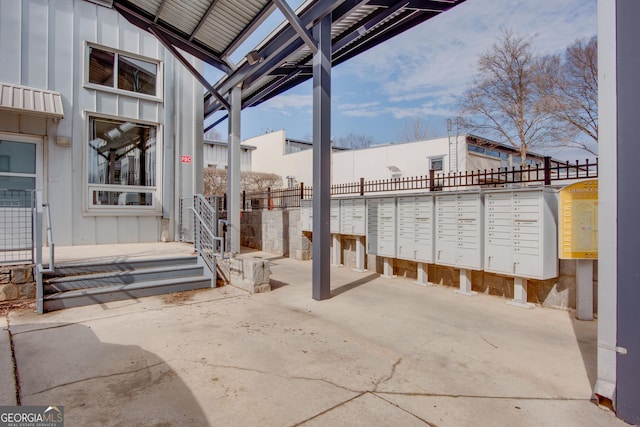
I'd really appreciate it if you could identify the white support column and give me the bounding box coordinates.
[576,259,594,320]
[415,262,431,286]
[508,277,533,308]
[354,236,365,272]
[382,257,394,278]
[331,234,341,267]
[456,268,476,296]
[227,85,241,254]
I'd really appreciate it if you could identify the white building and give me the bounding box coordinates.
[203,139,254,171]
[0,0,204,245]
[246,130,550,186]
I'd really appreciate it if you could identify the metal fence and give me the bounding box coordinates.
[0,189,36,264]
[241,157,597,209]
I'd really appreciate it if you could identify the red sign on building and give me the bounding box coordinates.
[180,155,192,163]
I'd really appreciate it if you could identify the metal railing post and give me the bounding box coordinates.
[543,156,552,185]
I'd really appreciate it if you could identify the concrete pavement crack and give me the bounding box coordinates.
[373,357,402,391]
[188,358,362,394]
[290,392,367,427]
[20,360,168,398]
[5,313,21,405]
[372,393,438,427]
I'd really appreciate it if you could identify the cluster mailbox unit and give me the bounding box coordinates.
[366,196,397,277]
[300,186,559,308]
[435,192,484,295]
[397,195,435,285]
[340,198,366,271]
[484,187,559,307]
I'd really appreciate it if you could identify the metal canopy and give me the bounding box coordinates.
[204,0,467,121]
[108,0,466,118]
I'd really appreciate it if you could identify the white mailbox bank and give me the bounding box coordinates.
[484,187,558,307]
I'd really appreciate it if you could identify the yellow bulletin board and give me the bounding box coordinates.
[558,179,598,259]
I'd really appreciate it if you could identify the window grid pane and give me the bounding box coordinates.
[88,47,115,87]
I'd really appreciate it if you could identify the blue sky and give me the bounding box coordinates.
[204,0,597,158]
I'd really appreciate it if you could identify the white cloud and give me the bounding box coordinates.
[259,93,312,114]
[337,0,597,117]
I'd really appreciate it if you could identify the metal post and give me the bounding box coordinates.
[576,259,594,320]
[415,262,431,286]
[359,177,364,196]
[509,277,533,308]
[456,269,476,296]
[312,14,331,300]
[543,156,552,185]
[227,85,241,254]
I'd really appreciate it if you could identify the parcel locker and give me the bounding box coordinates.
[484,188,558,279]
[435,192,484,270]
[366,196,397,257]
[397,195,435,263]
[340,198,366,236]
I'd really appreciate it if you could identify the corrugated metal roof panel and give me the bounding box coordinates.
[0,82,64,119]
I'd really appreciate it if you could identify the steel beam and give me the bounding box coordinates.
[273,0,318,54]
[227,86,242,254]
[227,85,242,254]
[149,27,231,110]
[312,13,332,301]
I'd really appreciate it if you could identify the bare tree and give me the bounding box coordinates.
[203,167,227,195]
[204,169,283,195]
[540,36,597,155]
[333,133,375,149]
[204,128,224,141]
[396,115,430,142]
[241,171,283,192]
[459,30,561,163]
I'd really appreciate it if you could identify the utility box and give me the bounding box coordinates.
[484,187,558,279]
[300,199,312,232]
[397,194,435,262]
[435,191,484,270]
[366,196,397,257]
[340,198,366,236]
[330,199,341,234]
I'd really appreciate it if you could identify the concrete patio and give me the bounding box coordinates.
[1,245,628,426]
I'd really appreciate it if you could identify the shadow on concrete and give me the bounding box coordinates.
[13,322,208,425]
[331,273,379,297]
[269,279,291,290]
[569,315,598,390]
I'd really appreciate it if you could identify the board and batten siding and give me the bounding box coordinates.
[0,0,204,245]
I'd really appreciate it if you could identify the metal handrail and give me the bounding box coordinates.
[192,195,224,275]
[40,203,54,273]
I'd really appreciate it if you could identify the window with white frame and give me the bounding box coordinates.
[430,156,444,172]
[87,44,160,98]
[87,116,159,210]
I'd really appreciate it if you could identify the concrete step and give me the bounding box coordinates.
[43,276,212,312]
[44,264,205,293]
[44,256,199,277]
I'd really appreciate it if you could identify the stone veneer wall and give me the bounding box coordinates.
[0,265,36,303]
[241,208,311,260]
